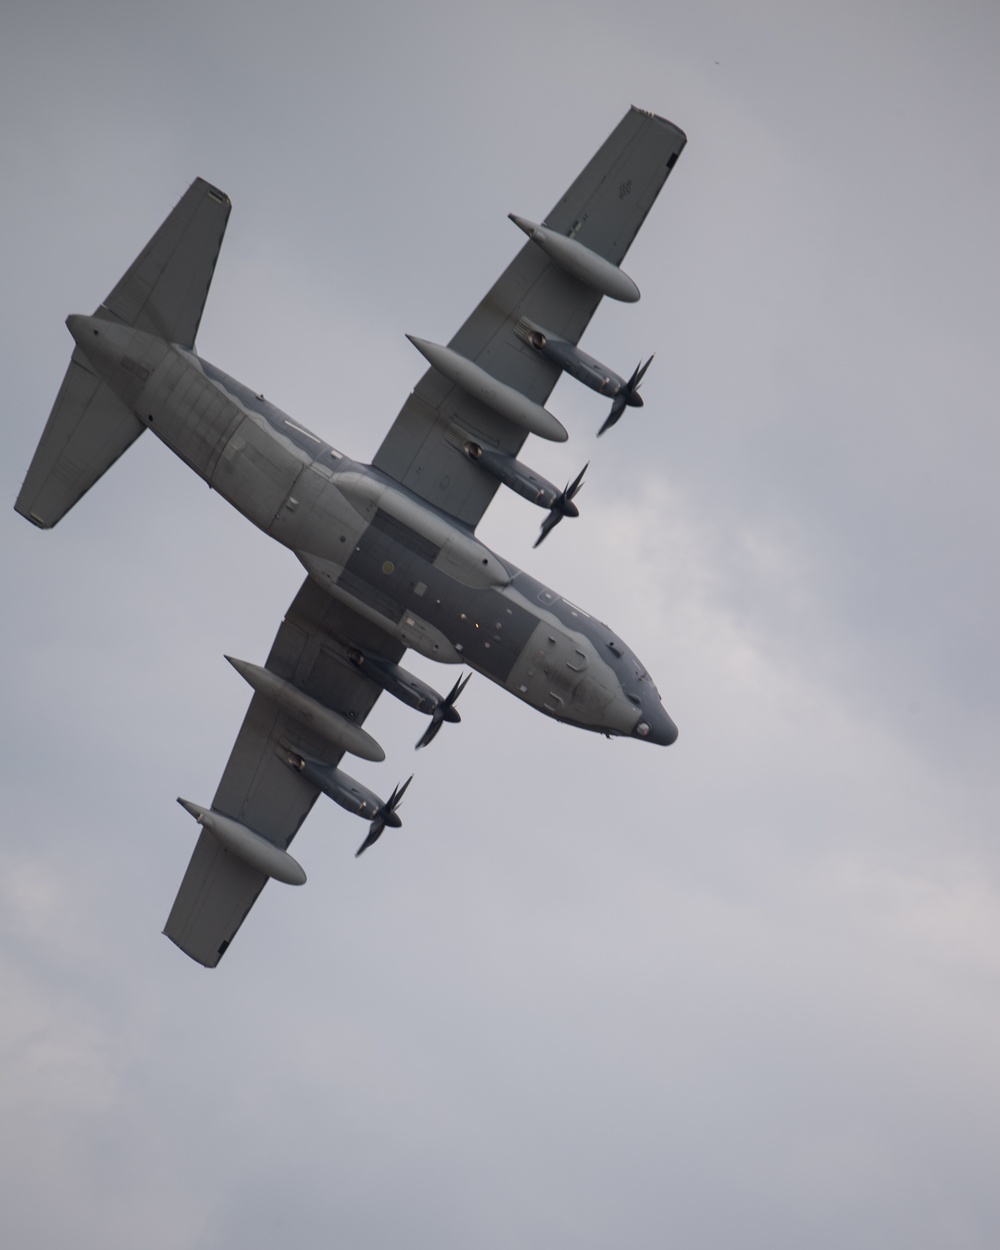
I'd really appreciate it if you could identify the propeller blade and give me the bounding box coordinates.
[599,393,628,436]
[385,773,413,814]
[627,354,654,393]
[533,510,563,548]
[355,823,383,857]
[443,672,471,711]
[415,675,470,748]
[533,462,587,547]
[565,460,588,501]
[356,774,414,856]
[415,717,443,749]
[599,356,654,435]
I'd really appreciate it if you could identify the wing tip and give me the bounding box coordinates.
[629,104,688,147]
[192,176,232,210]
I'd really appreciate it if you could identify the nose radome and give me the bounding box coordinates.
[635,704,678,746]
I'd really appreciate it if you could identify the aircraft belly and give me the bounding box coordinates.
[268,464,365,559]
[442,584,538,681]
[502,619,631,730]
[140,347,244,478]
[104,334,169,411]
[339,512,538,683]
[211,414,307,530]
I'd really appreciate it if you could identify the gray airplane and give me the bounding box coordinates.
[15,107,685,967]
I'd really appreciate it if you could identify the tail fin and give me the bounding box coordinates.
[98,176,230,349]
[14,178,230,529]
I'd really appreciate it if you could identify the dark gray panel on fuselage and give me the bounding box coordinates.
[342,515,538,683]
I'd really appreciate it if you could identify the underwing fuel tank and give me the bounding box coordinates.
[508,215,640,302]
[177,799,306,885]
[406,336,567,443]
[278,748,391,822]
[225,656,385,761]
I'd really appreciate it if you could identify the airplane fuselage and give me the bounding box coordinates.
[68,314,677,746]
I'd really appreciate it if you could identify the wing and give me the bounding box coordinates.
[163,578,404,967]
[371,107,686,528]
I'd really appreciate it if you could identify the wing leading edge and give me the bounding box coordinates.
[372,107,686,528]
[164,579,404,967]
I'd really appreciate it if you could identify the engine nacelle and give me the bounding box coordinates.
[346,647,452,717]
[515,318,626,400]
[225,656,385,761]
[462,441,562,511]
[333,466,510,590]
[279,749,396,825]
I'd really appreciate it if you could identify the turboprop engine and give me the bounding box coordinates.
[345,648,469,748]
[514,318,653,435]
[462,441,587,548]
[280,748,413,857]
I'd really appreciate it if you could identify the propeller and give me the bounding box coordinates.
[415,673,471,749]
[533,462,588,548]
[355,775,413,857]
[598,355,654,436]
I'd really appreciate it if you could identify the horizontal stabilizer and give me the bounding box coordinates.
[14,350,145,528]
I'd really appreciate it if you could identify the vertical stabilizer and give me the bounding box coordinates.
[99,176,231,348]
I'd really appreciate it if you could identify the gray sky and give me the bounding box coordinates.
[3,2,1000,1247]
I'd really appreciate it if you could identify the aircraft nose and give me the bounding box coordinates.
[634,703,678,746]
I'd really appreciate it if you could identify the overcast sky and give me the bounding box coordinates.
[3,2,1000,1247]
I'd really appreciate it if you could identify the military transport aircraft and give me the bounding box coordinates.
[15,106,684,967]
